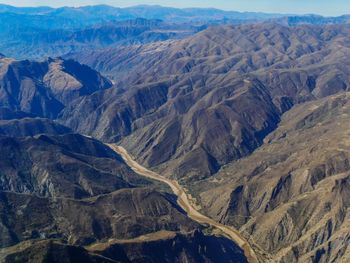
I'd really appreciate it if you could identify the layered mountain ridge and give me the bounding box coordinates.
[65,23,350,182]
[1,13,350,263]
[1,4,350,60]
[194,92,350,262]
[0,52,248,261]
[1,18,203,59]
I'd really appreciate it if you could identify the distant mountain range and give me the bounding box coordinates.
[0,4,349,59]
[0,18,203,59]
[0,4,348,27]
[0,4,282,59]
[0,4,285,26]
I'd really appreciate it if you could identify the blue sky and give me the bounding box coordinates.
[1,0,350,16]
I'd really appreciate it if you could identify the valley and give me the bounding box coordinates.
[1,3,350,262]
[107,144,261,263]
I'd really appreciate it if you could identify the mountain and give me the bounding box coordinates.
[0,5,53,15]
[63,23,350,182]
[273,15,350,26]
[0,185,198,247]
[1,4,350,60]
[122,5,284,22]
[0,56,111,118]
[0,117,71,137]
[0,131,248,262]
[1,231,248,263]
[0,108,35,120]
[1,240,118,263]
[193,92,350,262]
[0,4,284,59]
[93,230,248,263]
[2,6,350,262]
[0,134,145,199]
[0,51,249,261]
[0,4,283,24]
[0,18,203,60]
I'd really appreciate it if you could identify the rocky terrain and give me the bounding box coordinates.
[64,23,350,182]
[1,6,350,262]
[0,55,248,262]
[0,56,111,118]
[0,118,70,137]
[94,230,248,263]
[1,240,118,263]
[1,231,248,263]
[0,122,248,261]
[193,93,350,262]
[61,23,350,261]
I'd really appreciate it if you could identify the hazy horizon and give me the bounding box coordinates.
[0,0,350,16]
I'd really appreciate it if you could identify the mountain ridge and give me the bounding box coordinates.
[2,9,350,262]
[63,23,350,182]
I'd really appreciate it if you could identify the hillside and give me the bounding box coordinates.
[0,56,111,118]
[193,93,350,262]
[63,23,350,182]
[0,131,248,262]
[2,10,350,262]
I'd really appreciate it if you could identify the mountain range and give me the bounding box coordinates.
[0,5,350,59]
[65,23,350,181]
[1,4,350,263]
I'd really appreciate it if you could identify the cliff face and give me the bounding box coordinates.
[195,93,350,262]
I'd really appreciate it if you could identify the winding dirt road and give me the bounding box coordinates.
[107,144,260,263]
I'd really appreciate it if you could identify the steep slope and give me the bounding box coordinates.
[0,107,35,120]
[0,56,111,118]
[1,240,118,263]
[62,23,350,181]
[0,134,147,199]
[0,118,70,137]
[1,231,249,263]
[0,107,72,137]
[194,92,350,262]
[4,18,350,262]
[0,188,198,248]
[0,132,213,255]
[0,131,248,262]
[92,230,248,263]
[68,23,350,83]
